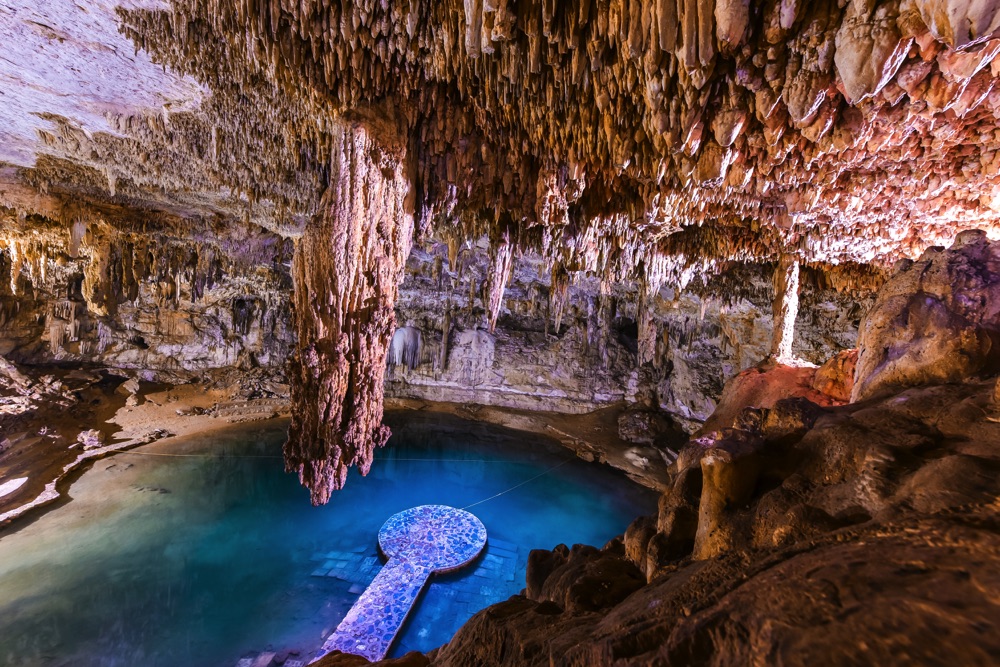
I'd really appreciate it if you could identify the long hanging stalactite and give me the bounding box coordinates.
[284,114,416,504]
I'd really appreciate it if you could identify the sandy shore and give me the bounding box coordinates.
[1,368,669,533]
[0,374,291,530]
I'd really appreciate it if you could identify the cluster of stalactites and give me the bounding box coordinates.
[283,117,415,504]
[0,204,293,320]
[113,0,1000,275]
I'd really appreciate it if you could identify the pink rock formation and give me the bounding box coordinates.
[697,359,847,436]
[284,116,415,504]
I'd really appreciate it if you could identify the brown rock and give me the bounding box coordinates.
[835,0,912,103]
[853,230,1000,401]
[697,360,843,435]
[909,0,1000,49]
[812,348,858,401]
[692,431,764,560]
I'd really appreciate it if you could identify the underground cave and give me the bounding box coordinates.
[1,0,1000,665]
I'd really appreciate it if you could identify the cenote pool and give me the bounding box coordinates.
[0,412,657,666]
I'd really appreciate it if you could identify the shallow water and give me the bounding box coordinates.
[0,413,657,666]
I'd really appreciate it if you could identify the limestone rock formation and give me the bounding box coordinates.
[696,359,847,435]
[854,230,1000,401]
[389,247,871,427]
[2,0,1000,660]
[811,348,858,401]
[284,116,415,504]
[0,206,294,375]
[426,380,1000,667]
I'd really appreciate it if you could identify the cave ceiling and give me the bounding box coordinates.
[3,0,1000,289]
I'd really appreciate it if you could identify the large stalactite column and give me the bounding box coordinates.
[284,118,415,505]
[770,254,800,363]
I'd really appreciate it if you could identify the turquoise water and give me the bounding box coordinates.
[0,413,656,666]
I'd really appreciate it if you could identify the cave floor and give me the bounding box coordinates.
[0,368,129,520]
[0,372,285,527]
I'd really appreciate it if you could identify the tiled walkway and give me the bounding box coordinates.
[312,505,487,663]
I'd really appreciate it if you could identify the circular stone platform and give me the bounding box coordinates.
[378,504,488,573]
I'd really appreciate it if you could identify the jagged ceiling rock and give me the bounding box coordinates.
[3,0,1000,275]
[105,0,1000,270]
[910,0,1000,49]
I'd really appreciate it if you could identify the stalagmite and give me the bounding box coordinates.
[770,254,800,362]
[284,116,415,505]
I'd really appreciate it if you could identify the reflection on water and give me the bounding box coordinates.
[0,413,656,666]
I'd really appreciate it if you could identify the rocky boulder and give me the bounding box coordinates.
[853,230,1000,401]
[697,359,847,436]
[811,348,858,402]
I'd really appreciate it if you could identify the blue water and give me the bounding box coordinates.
[0,413,656,666]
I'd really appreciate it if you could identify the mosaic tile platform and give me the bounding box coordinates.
[312,505,487,663]
[392,537,523,656]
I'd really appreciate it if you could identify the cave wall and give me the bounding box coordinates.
[0,211,295,378]
[387,238,874,430]
[0,202,873,434]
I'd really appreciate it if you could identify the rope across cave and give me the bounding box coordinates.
[115,449,576,510]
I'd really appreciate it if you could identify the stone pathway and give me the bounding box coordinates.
[392,536,522,656]
[312,505,487,663]
[236,531,520,666]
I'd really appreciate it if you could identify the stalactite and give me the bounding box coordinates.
[388,326,423,370]
[771,254,800,362]
[485,228,514,333]
[636,256,670,367]
[549,263,571,334]
[68,219,86,259]
[284,117,415,505]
